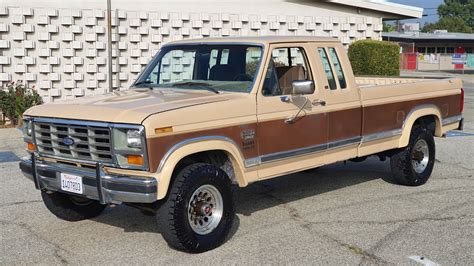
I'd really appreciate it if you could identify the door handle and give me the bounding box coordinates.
[312,99,326,106]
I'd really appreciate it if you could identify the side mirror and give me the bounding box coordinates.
[292,80,315,95]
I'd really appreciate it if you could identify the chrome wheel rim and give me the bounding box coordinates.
[187,184,223,235]
[411,139,430,174]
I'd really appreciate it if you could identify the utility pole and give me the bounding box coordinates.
[107,0,113,93]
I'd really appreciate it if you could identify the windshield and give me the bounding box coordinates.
[133,44,263,93]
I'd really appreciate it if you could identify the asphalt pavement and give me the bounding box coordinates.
[1,75,473,264]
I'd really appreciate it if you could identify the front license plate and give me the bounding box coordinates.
[60,173,83,194]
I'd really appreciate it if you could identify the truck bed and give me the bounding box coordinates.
[356,76,462,143]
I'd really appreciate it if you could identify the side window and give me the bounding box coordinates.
[262,59,280,96]
[328,48,347,89]
[263,47,310,96]
[318,48,337,90]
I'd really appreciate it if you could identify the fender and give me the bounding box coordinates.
[399,104,442,148]
[155,136,247,199]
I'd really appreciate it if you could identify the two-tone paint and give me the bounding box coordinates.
[23,36,464,200]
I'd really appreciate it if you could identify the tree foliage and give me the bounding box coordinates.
[348,40,400,77]
[422,17,473,33]
[383,22,396,32]
[422,0,474,33]
[438,0,474,27]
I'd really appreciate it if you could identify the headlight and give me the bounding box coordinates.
[126,129,142,148]
[112,126,147,170]
[22,118,35,152]
[23,119,33,137]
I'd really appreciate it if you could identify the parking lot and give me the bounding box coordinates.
[1,75,473,264]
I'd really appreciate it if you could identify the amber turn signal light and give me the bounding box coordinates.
[27,142,36,152]
[127,155,144,165]
[155,126,173,134]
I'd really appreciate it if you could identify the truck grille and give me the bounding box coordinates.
[33,121,114,163]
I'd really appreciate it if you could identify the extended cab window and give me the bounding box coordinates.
[318,48,337,90]
[262,47,311,96]
[328,48,347,89]
[135,44,263,93]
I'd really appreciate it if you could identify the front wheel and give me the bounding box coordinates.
[156,163,235,253]
[41,191,106,221]
[390,126,435,186]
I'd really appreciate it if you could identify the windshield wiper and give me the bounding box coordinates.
[171,82,220,94]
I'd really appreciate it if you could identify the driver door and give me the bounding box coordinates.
[256,43,328,178]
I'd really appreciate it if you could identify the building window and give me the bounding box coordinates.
[446,47,455,53]
[465,47,473,54]
[436,47,446,54]
[427,47,436,53]
[417,47,426,54]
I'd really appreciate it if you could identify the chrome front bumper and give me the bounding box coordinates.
[19,153,158,204]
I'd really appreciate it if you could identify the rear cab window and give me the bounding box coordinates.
[317,48,337,90]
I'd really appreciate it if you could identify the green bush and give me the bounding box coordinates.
[348,40,400,76]
[0,81,43,126]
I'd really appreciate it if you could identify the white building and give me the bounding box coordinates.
[0,0,422,102]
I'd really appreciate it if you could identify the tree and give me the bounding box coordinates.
[422,0,474,33]
[438,0,474,27]
[422,17,473,33]
[383,22,396,32]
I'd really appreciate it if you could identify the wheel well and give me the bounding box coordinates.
[173,150,237,184]
[413,115,437,135]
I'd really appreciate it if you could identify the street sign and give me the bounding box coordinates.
[452,54,467,65]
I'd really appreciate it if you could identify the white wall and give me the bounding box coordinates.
[0,1,383,102]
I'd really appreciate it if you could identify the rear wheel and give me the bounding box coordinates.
[156,163,235,253]
[41,191,106,221]
[390,126,435,186]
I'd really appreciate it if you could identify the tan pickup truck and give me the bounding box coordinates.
[19,36,464,252]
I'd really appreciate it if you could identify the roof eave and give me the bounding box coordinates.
[322,0,423,19]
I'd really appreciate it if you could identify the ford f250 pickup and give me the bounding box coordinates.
[19,36,464,253]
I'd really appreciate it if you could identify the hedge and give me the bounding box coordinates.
[348,40,400,76]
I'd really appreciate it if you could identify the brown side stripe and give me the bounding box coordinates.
[147,124,258,172]
[147,94,461,172]
[363,94,461,135]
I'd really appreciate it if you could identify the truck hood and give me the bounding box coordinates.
[24,89,232,124]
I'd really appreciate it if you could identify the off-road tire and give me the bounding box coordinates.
[156,163,235,253]
[41,191,106,221]
[390,126,435,186]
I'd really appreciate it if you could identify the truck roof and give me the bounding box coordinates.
[164,36,339,46]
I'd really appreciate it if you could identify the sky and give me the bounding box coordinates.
[389,0,443,25]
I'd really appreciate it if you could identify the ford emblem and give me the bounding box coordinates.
[62,137,75,146]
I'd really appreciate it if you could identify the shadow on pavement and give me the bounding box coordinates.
[235,159,393,216]
[91,158,393,239]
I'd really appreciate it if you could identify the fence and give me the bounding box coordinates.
[400,53,474,73]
